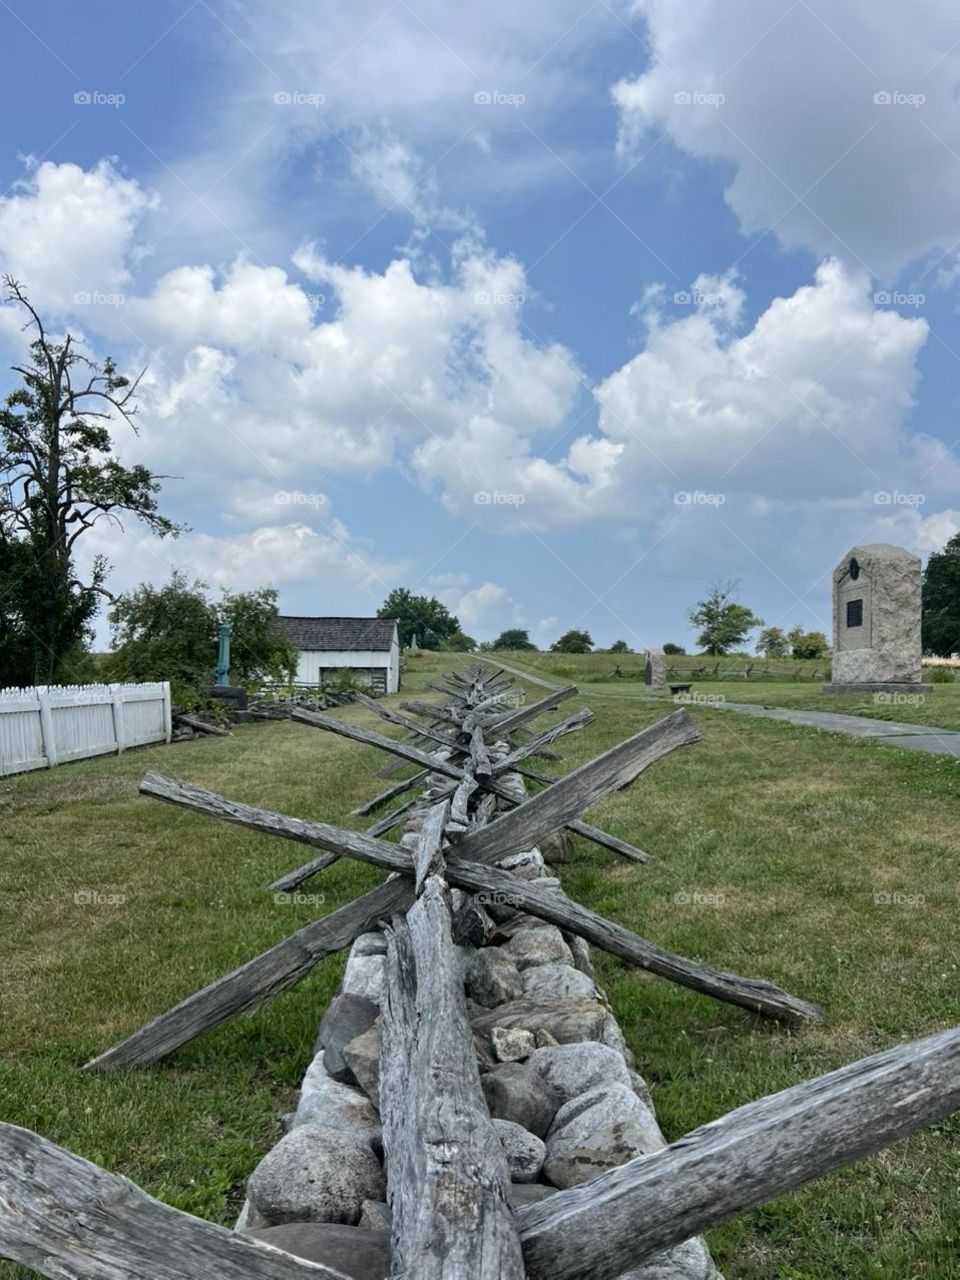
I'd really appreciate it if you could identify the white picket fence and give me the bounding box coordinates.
[0,682,172,777]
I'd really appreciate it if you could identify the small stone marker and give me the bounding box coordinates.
[823,543,930,692]
[644,648,667,691]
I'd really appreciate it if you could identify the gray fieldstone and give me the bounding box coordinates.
[601,1012,632,1060]
[491,1025,536,1062]
[481,1061,558,1138]
[534,1028,559,1048]
[472,997,609,1047]
[351,932,387,957]
[504,925,574,970]
[251,1223,390,1279]
[341,952,385,1004]
[358,1199,392,1232]
[343,1024,382,1110]
[315,993,379,1081]
[521,962,598,1002]
[492,1117,546,1182]
[452,897,494,947]
[507,1182,559,1208]
[496,849,546,880]
[528,1041,631,1106]
[465,946,524,1008]
[544,1082,665,1189]
[246,1124,384,1226]
[618,1236,723,1280]
[485,898,522,925]
[565,932,596,977]
[294,1053,381,1149]
[540,831,575,864]
[629,1069,654,1109]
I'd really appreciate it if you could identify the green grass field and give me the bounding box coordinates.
[494,649,960,731]
[489,647,831,683]
[1,651,958,1278]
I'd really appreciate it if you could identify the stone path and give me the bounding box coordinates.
[709,701,960,758]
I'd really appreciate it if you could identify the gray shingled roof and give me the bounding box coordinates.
[276,616,398,652]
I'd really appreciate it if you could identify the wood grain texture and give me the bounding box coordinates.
[133,774,816,1024]
[563,819,652,863]
[297,704,671,865]
[380,880,524,1279]
[398,700,461,725]
[483,684,577,733]
[491,707,594,775]
[413,800,449,893]
[354,693,462,751]
[450,767,478,826]
[454,709,700,864]
[469,725,493,778]
[291,709,461,778]
[267,796,421,893]
[517,1026,960,1280]
[0,1123,347,1280]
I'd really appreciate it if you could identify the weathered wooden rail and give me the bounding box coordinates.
[2,661,957,1280]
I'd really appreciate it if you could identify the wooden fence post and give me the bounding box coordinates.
[111,684,127,754]
[36,686,58,769]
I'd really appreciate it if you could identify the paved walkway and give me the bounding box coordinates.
[489,661,960,758]
[710,701,960,758]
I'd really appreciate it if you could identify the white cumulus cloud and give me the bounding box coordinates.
[615,0,960,277]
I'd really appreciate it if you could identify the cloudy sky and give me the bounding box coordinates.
[2,0,959,650]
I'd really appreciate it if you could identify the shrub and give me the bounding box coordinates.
[925,665,955,683]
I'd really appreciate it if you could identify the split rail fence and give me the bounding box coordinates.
[1,663,958,1280]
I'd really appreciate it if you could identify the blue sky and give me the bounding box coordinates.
[2,0,959,650]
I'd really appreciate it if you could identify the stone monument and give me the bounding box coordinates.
[644,647,667,691]
[823,543,929,692]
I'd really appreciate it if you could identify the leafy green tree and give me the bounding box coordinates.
[0,279,179,684]
[922,531,960,655]
[550,628,593,653]
[785,625,829,659]
[662,642,685,655]
[608,639,632,653]
[757,626,789,658]
[444,630,477,652]
[689,581,763,655]
[107,573,215,704]
[0,532,44,685]
[107,573,295,704]
[377,587,460,650]
[491,628,536,651]
[219,587,297,685]
[791,629,830,660]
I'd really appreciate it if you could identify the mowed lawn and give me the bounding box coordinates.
[1,651,958,1279]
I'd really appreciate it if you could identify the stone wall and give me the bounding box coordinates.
[235,749,722,1280]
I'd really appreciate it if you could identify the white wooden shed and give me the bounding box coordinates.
[275,616,400,694]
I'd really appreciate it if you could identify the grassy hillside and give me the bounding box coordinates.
[485,648,830,682]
